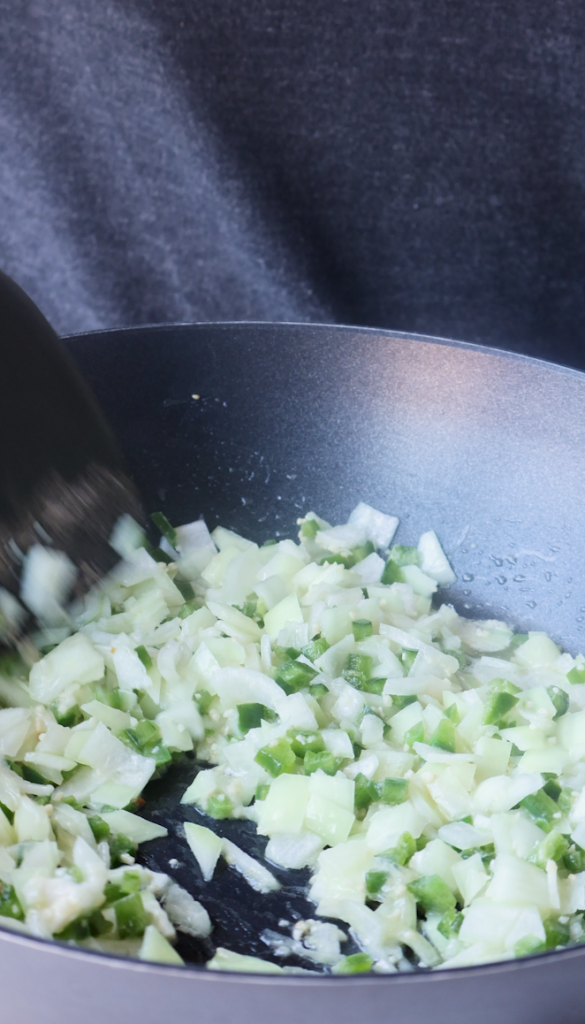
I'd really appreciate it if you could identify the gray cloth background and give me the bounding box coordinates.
[1,0,585,367]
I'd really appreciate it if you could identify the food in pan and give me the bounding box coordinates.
[1,502,585,973]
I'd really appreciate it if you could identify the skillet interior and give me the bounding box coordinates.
[71,322,585,651]
[72,321,585,963]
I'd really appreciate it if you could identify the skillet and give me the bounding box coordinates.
[2,321,585,1023]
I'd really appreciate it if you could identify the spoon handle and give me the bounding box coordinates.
[0,269,143,628]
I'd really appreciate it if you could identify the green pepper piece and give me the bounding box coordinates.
[543,916,571,949]
[0,802,14,825]
[255,738,296,777]
[135,645,153,670]
[446,648,468,670]
[115,892,150,939]
[108,833,137,867]
[119,870,143,894]
[404,721,424,749]
[519,789,559,833]
[198,690,214,715]
[351,541,375,565]
[383,831,416,866]
[380,545,421,584]
[105,870,143,905]
[489,677,521,695]
[255,783,270,801]
[11,762,50,786]
[352,619,374,641]
[124,719,160,749]
[174,579,195,602]
[300,519,320,539]
[302,638,330,662]
[150,512,177,548]
[389,545,422,567]
[333,952,374,975]
[207,794,234,819]
[57,793,84,814]
[308,682,329,699]
[460,843,495,869]
[430,718,457,753]
[238,703,275,734]
[567,665,585,685]
[275,660,318,695]
[547,686,569,720]
[378,778,408,806]
[95,687,126,710]
[235,596,259,620]
[444,703,460,724]
[563,842,585,873]
[357,677,386,695]
[391,694,417,710]
[56,909,112,941]
[288,730,325,758]
[88,909,112,937]
[88,815,110,843]
[303,750,343,776]
[401,649,418,674]
[342,653,373,687]
[52,704,83,728]
[407,875,456,914]
[514,935,546,958]
[104,882,126,906]
[365,870,388,896]
[381,561,404,584]
[559,785,575,813]
[273,646,302,662]
[354,772,379,811]
[149,546,174,564]
[528,829,569,869]
[318,553,353,569]
[483,690,519,726]
[437,908,463,939]
[179,599,201,619]
[0,883,23,921]
[122,719,171,768]
[542,778,562,802]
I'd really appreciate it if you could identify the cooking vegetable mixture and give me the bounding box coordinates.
[0,502,584,974]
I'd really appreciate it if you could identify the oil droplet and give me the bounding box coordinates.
[491,556,504,567]
[496,576,507,585]
[526,600,537,609]
[462,590,471,597]
[462,574,474,582]
[513,575,526,582]
[545,572,552,582]
[577,617,584,623]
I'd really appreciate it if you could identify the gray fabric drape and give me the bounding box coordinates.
[1,0,585,367]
